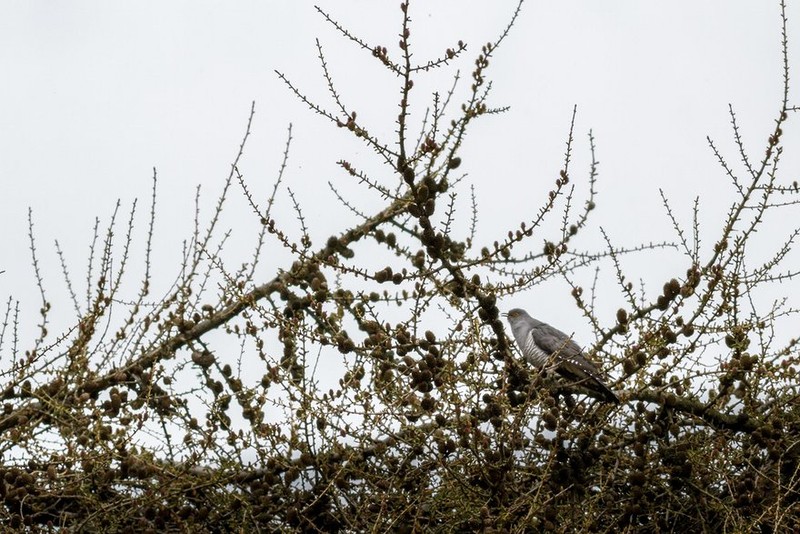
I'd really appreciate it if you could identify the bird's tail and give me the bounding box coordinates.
[587,376,620,404]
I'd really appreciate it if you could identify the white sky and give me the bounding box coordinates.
[1,2,797,346]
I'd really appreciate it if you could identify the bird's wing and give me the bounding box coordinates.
[530,323,602,378]
[529,323,620,404]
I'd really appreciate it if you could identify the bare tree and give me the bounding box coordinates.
[1,1,799,532]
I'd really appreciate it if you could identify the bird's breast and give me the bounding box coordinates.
[523,335,551,368]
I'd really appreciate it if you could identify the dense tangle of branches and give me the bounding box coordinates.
[1,2,799,531]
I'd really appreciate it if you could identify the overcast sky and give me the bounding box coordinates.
[1,2,796,344]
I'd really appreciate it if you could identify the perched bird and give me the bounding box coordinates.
[504,308,620,404]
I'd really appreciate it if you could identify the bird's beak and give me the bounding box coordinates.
[501,312,508,318]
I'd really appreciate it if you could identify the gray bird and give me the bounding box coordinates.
[504,308,620,404]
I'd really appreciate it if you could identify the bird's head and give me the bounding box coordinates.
[503,308,529,322]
